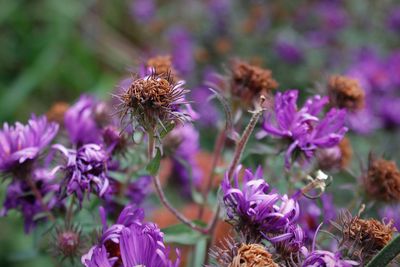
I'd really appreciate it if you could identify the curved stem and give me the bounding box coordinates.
[146,129,207,234]
[198,128,226,219]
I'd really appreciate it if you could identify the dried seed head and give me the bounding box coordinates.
[46,102,69,125]
[117,72,190,133]
[230,59,278,107]
[364,156,400,202]
[339,211,396,262]
[338,137,353,169]
[146,55,179,80]
[229,244,278,267]
[209,238,240,267]
[328,75,365,112]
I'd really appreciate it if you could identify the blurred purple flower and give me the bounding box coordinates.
[275,41,304,64]
[257,90,347,168]
[222,166,299,237]
[169,124,202,197]
[126,176,152,205]
[65,95,101,146]
[168,27,194,75]
[387,7,400,32]
[0,115,59,177]
[82,205,179,267]
[53,143,110,204]
[130,0,155,23]
[380,205,400,231]
[1,168,59,232]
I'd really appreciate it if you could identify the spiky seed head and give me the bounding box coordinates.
[328,75,365,112]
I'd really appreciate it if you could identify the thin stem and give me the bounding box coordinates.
[152,174,208,234]
[65,195,75,227]
[366,235,400,267]
[227,97,265,181]
[146,129,207,234]
[26,176,56,222]
[198,128,226,219]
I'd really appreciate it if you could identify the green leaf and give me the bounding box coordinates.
[162,223,207,245]
[146,148,161,175]
[159,121,176,139]
[366,235,400,267]
[192,238,207,267]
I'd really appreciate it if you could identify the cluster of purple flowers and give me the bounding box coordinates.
[82,205,179,267]
[257,90,348,168]
[347,50,400,133]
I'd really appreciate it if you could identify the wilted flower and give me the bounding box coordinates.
[116,71,191,134]
[46,102,70,125]
[336,211,396,263]
[228,59,278,107]
[82,205,179,267]
[257,90,348,168]
[1,168,59,232]
[0,115,59,178]
[144,55,179,80]
[221,166,299,241]
[53,143,110,204]
[363,155,400,202]
[209,239,278,267]
[64,95,102,146]
[328,75,365,112]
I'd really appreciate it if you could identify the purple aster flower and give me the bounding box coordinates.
[301,248,358,267]
[167,124,202,197]
[274,41,304,64]
[0,115,59,177]
[168,27,194,75]
[268,224,305,255]
[53,143,110,204]
[64,95,101,146]
[1,168,59,232]
[129,0,155,23]
[257,90,347,168]
[387,7,400,33]
[221,166,299,240]
[380,205,400,231]
[82,205,179,267]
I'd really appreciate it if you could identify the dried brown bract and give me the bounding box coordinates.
[337,211,396,263]
[328,75,365,111]
[116,71,190,133]
[364,156,400,202]
[209,240,278,267]
[46,102,69,125]
[230,59,278,107]
[146,55,179,81]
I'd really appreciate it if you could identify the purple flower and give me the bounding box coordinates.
[0,115,59,176]
[257,90,347,168]
[168,124,202,197]
[82,205,179,267]
[64,95,101,146]
[221,166,299,237]
[130,0,155,23]
[1,168,59,232]
[301,248,358,267]
[387,7,400,32]
[126,176,152,205]
[268,224,305,255]
[168,27,194,75]
[380,205,400,231]
[53,143,110,204]
[274,41,304,64]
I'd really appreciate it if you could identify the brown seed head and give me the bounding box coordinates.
[118,72,188,131]
[364,156,400,202]
[146,55,179,80]
[229,244,278,267]
[338,137,352,169]
[328,75,365,111]
[230,59,278,106]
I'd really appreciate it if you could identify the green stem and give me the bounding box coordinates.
[366,235,400,267]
